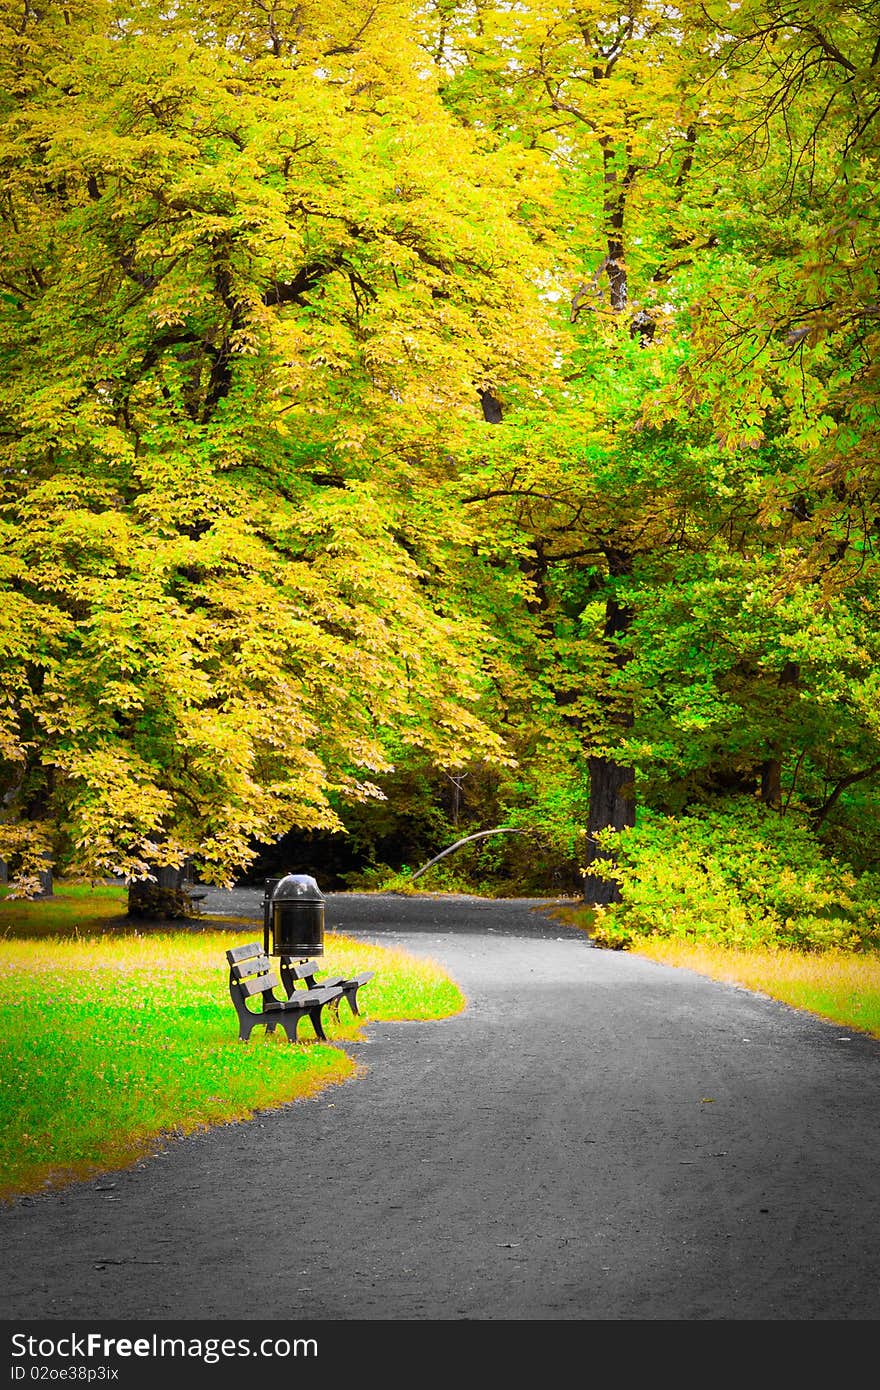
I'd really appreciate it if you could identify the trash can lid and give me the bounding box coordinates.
[270,873,324,902]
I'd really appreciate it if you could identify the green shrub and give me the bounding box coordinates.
[338,862,403,891]
[587,798,880,953]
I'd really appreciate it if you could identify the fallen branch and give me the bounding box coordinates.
[409,828,524,882]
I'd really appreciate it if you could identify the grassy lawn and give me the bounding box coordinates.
[0,884,464,1203]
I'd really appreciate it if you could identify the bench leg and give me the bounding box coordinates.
[334,987,361,1018]
[238,1016,300,1044]
[307,1006,329,1041]
[327,989,359,1022]
[278,1016,302,1044]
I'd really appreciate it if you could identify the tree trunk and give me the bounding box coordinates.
[582,546,636,905]
[760,757,783,807]
[34,852,54,898]
[127,862,198,919]
[582,755,636,903]
[760,661,800,809]
[23,774,54,897]
[600,136,637,313]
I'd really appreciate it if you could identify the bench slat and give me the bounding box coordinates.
[281,959,375,990]
[227,942,264,964]
[230,957,273,981]
[264,986,342,1011]
[237,971,282,998]
[309,972,374,989]
[282,960,320,981]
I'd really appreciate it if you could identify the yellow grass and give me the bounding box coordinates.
[629,939,880,1039]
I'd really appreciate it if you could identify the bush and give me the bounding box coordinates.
[586,798,880,953]
[338,862,403,891]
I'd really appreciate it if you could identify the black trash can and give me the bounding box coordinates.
[264,874,325,958]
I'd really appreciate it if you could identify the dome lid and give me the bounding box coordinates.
[270,873,324,902]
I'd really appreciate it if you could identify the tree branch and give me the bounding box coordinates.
[812,760,880,827]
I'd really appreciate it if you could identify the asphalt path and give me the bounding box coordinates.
[2,890,879,1332]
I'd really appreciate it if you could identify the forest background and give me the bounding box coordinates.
[1,0,879,956]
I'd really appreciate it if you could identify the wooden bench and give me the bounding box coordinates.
[279,958,375,1019]
[226,943,342,1043]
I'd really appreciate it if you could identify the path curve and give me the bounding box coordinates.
[1,892,878,1322]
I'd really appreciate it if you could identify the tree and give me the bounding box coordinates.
[0,0,554,902]
[637,0,880,850]
[413,1,735,899]
[2,0,877,912]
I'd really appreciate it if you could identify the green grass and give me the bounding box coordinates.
[0,880,131,937]
[552,904,880,1040]
[0,885,465,1203]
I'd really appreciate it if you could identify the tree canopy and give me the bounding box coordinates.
[2,0,878,939]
